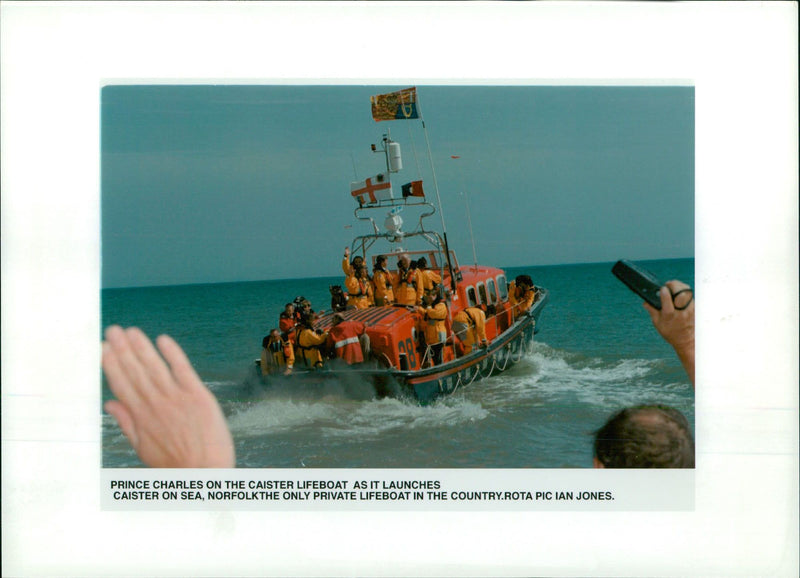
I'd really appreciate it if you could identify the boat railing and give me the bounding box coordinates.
[353,198,437,236]
[419,345,434,369]
[417,298,538,367]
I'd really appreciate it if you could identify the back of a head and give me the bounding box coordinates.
[594,405,694,468]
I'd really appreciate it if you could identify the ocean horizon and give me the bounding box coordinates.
[101,256,693,290]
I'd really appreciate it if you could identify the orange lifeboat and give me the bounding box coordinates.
[255,87,548,403]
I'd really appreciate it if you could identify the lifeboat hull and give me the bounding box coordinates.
[395,296,544,403]
[256,289,547,404]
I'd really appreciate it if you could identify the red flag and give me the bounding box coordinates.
[351,174,393,205]
[401,180,424,198]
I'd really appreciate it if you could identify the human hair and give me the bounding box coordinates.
[417,257,427,268]
[594,405,695,468]
[515,274,533,288]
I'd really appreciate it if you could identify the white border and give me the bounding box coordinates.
[2,2,798,576]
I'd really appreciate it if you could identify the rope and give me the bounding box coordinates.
[494,343,512,372]
[511,336,524,363]
[420,344,432,368]
[487,355,497,377]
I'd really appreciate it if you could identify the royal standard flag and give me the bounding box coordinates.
[371,87,419,122]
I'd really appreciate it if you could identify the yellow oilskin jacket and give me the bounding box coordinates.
[509,282,536,317]
[372,268,395,305]
[296,327,328,367]
[421,301,448,345]
[420,268,442,292]
[395,269,424,306]
[453,307,487,352]
[345,275,373,309]
[261,338,295,375]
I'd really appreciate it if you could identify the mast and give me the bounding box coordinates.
[414,92,458,292]
[366,87,457,291]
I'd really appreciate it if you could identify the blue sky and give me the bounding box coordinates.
[101,85,694,288]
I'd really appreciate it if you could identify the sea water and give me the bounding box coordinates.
[102,258,694,468]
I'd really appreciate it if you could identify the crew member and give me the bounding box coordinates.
[326,313,368,365]
[345,264,372,309]
[452,306,488,355]
[372,255,395,306]
[395,256,424,306]
[261,329,294,376]
[279,303,296,343]
[292,297,313,325]
[509,274,538,318]
[342,247,364,277]
[417,293,448,366]
[417,257,442,297]
[359,266,375,307]
[297,299,315,322]
[294,313,328,369]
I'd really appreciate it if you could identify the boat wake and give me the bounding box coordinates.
[102,341,692,468]
[226,394,488,440]
[226,339,692,439]
[473,341,693,415]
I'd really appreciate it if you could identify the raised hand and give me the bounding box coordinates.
[102,326,235,468]
[644,280,695,386]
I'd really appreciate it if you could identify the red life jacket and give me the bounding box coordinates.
[279,313,296,341]
[328,320,366,364]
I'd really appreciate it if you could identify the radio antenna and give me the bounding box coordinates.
[350,152,358,180]
[462,191,479,273]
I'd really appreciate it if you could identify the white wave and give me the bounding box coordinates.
[204,380,238,388]
[226,394,489,440]
[461,341,691,414]
[227,399,341,436]
[329,396,489,437]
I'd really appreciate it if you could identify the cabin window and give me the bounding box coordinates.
[477,282,488,305]
[487,279,498,304]
[497,275,509,301]
[466,286,478,307]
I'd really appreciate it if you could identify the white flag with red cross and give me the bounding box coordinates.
[350,173,393,205]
